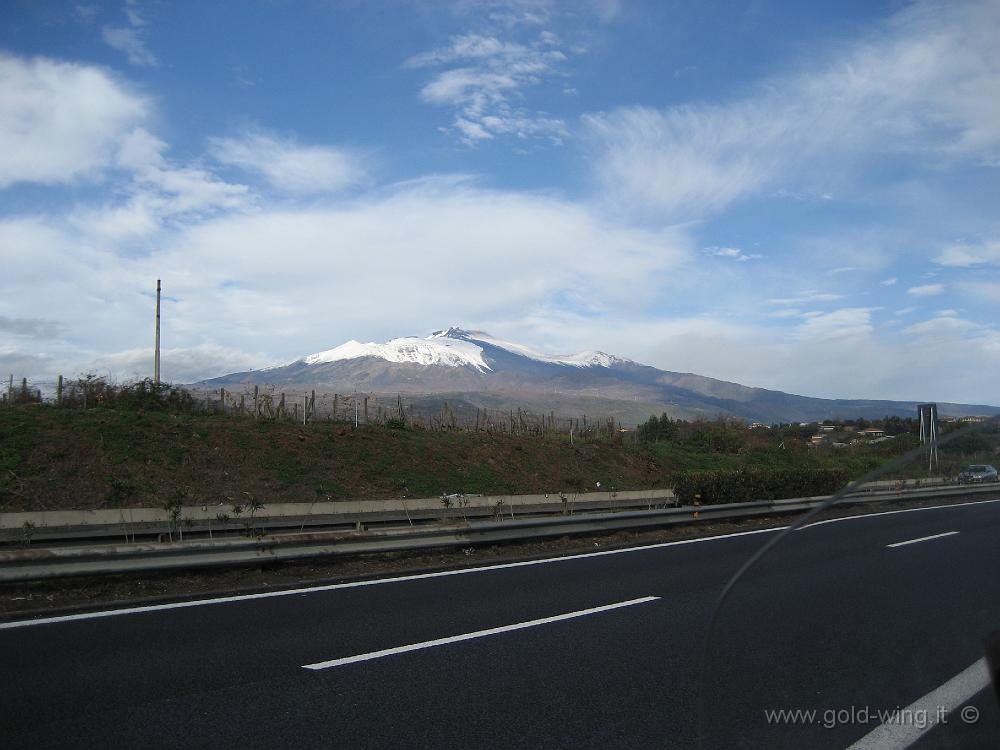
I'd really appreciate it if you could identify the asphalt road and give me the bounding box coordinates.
[1,499,998,749]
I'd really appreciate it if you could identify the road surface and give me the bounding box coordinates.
[2,499,998,748]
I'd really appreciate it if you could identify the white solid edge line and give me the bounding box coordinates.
[844,657,990,750]
[3,496,998,630]
[303,596,660,670]
[886,531,959,548]
[803,497,1000,529]
[0,528,778,630]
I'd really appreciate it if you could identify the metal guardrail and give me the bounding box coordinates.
[0,496,673,547]
[0,477,961,547]
[1,484,997,583]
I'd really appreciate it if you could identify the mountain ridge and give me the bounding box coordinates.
[197,328,1000,424]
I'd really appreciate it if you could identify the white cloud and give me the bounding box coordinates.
[707,246,762,262]
[630,313,1000,404]
[75,4,99,24]
[6,176,999,403]
[935,239,1000,267]
[115,126,167,170]
[209,132,366,193]
[584,0,1000,219]
[88,344,263,384]
[0,54,148,188]
[0,315,65,339]
[584,103,782,218]
[903,315,980,340]
[69,202,160,241]
[767,291,845,306]
[407,32,569,145]
[132,163,250,218]
[510,308,1000,404]
[448,0,554,30]
[958,280,1000,303]
[0,351,57,381]
[795,307,875,341]
[67,126,251,240]
[0,182,691,381]
[880,277,898,286]
[907,283,945,296]
[454,117,494,142]
[769,309,802,319]
[102,0,157,67]
[102,26,157,67]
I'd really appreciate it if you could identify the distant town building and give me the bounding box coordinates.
[960,415,988,423]
[858,427,886,439]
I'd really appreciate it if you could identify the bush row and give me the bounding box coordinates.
[60,376,199,413]
[672,467,853,505]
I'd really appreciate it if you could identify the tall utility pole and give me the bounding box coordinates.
[154,279,161,386]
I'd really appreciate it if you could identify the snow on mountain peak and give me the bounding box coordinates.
[302,335,491,371]
[458,331,628,368]
[429,326,467,339]
[297,328,630,371]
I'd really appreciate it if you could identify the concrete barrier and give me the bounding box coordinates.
[0,478,949,534]
[0,488,675,532]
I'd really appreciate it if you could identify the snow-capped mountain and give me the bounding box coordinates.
[200,327,1000,423]
[291,327,627,372]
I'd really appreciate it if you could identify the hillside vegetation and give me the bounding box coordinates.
[0,403,921,512]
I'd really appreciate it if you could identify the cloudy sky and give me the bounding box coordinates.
[2,0,999,403]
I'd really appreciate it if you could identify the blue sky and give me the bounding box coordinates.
[1,0,999,403]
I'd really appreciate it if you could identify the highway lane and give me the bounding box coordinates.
[1,499,998,749]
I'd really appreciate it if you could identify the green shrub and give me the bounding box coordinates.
[62,375,198,413]
[672,467,852,505]
[0,445,21,473]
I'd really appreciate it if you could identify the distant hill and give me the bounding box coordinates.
[197,327,1000,424]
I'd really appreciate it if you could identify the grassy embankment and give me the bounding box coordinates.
[0,405,915,512]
